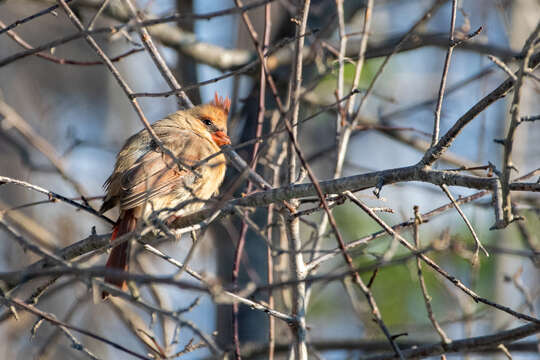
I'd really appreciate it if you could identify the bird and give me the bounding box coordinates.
[100,93,231,297]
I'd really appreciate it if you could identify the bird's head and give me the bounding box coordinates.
[187,93,231,147]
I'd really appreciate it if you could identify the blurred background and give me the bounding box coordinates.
[0,0,539,359]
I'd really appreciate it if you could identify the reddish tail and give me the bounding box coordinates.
[103,209,137,298]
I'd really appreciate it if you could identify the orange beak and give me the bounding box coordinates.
[211,131,231,147]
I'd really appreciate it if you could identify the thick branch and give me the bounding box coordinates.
[240,325,540,359]
[364,323,540,360]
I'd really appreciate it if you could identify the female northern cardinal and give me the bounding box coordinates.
[100,93,231,296]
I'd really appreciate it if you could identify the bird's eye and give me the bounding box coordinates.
[201,118,213,127]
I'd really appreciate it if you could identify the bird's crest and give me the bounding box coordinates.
[212,92,231,114]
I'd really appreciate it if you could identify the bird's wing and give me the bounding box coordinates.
[119,153,192,210]
[116,129,212,211]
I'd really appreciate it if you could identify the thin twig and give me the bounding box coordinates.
[431,0,458,146]
[86,0,112,30]
[0,0,76,35]
[335,0,348,144]
[501,22,540,224]
[488,55,517,80]
[440,184,488,262]
[331,0,373,177]
[0,176,113,224]
[121,0,193,108]
[0,19,142,66]
[413,205,452,345]
[352,0,448,125]
[0,219,72,269]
